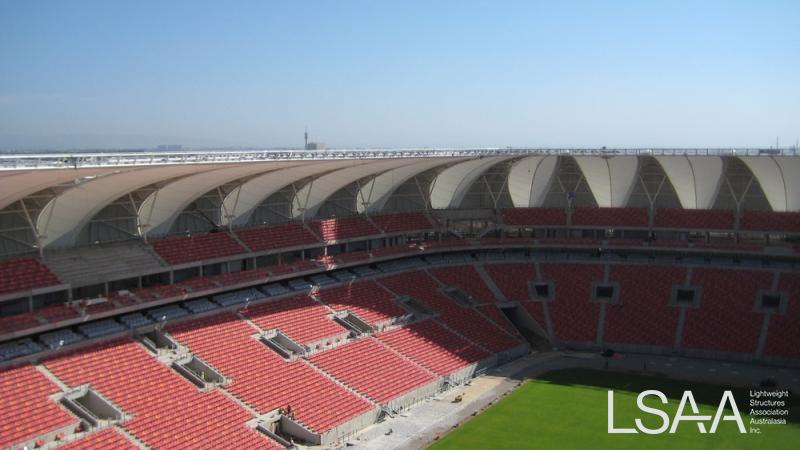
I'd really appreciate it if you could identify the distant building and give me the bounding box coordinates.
[305,142,326,150]
[157,145,183,151]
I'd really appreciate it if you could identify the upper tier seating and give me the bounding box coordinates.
[309,337,437,404]
[376,319,490,376]
[152,232,247,265]
[242,294,349,345]
[764,273,800,358]
[604,265,685,347]
[168,313,375,434]
[539,263,604,342]
[369,212,435,233]
[45,338,280,450]
[308,216,381,242]
[0,364,78,449]
[313,280,407,326]
[57,428,138,450]
[740,211,800,233]
[0,257,61,295]
[501,208,566,226]
[571,207,649,228]
[237,223,319,252]
[378,271,523,353]
[429,266,497,303]
[653,208,735,230]
[681,268,772,353]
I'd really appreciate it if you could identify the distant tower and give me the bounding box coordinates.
[304,128,308,149]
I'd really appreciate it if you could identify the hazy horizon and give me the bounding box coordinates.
[1,1,798,150]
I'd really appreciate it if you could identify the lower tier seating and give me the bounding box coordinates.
[242,294,349,345]
[313,280,406,326]
[484,263,537,301]
[763,273,800,358]
[539,263,604,342]
[681,268,772,353]
[378,271,523,353]
[376,319,490,376]
[604,265,685,347]
[0,364,78,449]
[476,304,521,337]
[168,313,375,434]
[309,337,437,404]
[429,266,497,303]
[58,427,138,450]
[45,339,281,450]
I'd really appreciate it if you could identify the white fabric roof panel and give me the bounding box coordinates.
[138,162,298,237]
[429,156,514,209]
[357,157,461,213]
[654,156,723,209]
[574,156,639,208]
[36,165,228,248]
[507,156,557,208]
[291,159,420,219]
[0,168,123,211]
[220,160,359,227]
[739,156,800,212]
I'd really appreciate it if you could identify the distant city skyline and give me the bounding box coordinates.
[1,1,798,150]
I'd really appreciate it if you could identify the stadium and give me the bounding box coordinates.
[0,148,798,450]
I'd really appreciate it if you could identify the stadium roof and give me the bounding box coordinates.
[0,149,797,250]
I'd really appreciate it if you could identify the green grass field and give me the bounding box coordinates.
[429,368,799,450]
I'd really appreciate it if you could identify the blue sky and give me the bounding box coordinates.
[0,1,798,149]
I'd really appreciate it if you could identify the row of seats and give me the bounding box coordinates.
[376,319,490,376]
[44,338,282,450]
[653,208,735,230]
[0,364,78,449]
[313,280,407,326]
[369,212,435,233]
[740,210,800,232]
[242,294,349,346]
[0,257,61,295]
[58,427,138,450]
[167,313,375,434]
[308,337,437,404]
[571,207,649,228]
[502,208,566,226]
[237,223,319,252]
[309,216,381,242]
[152,232,247,265]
